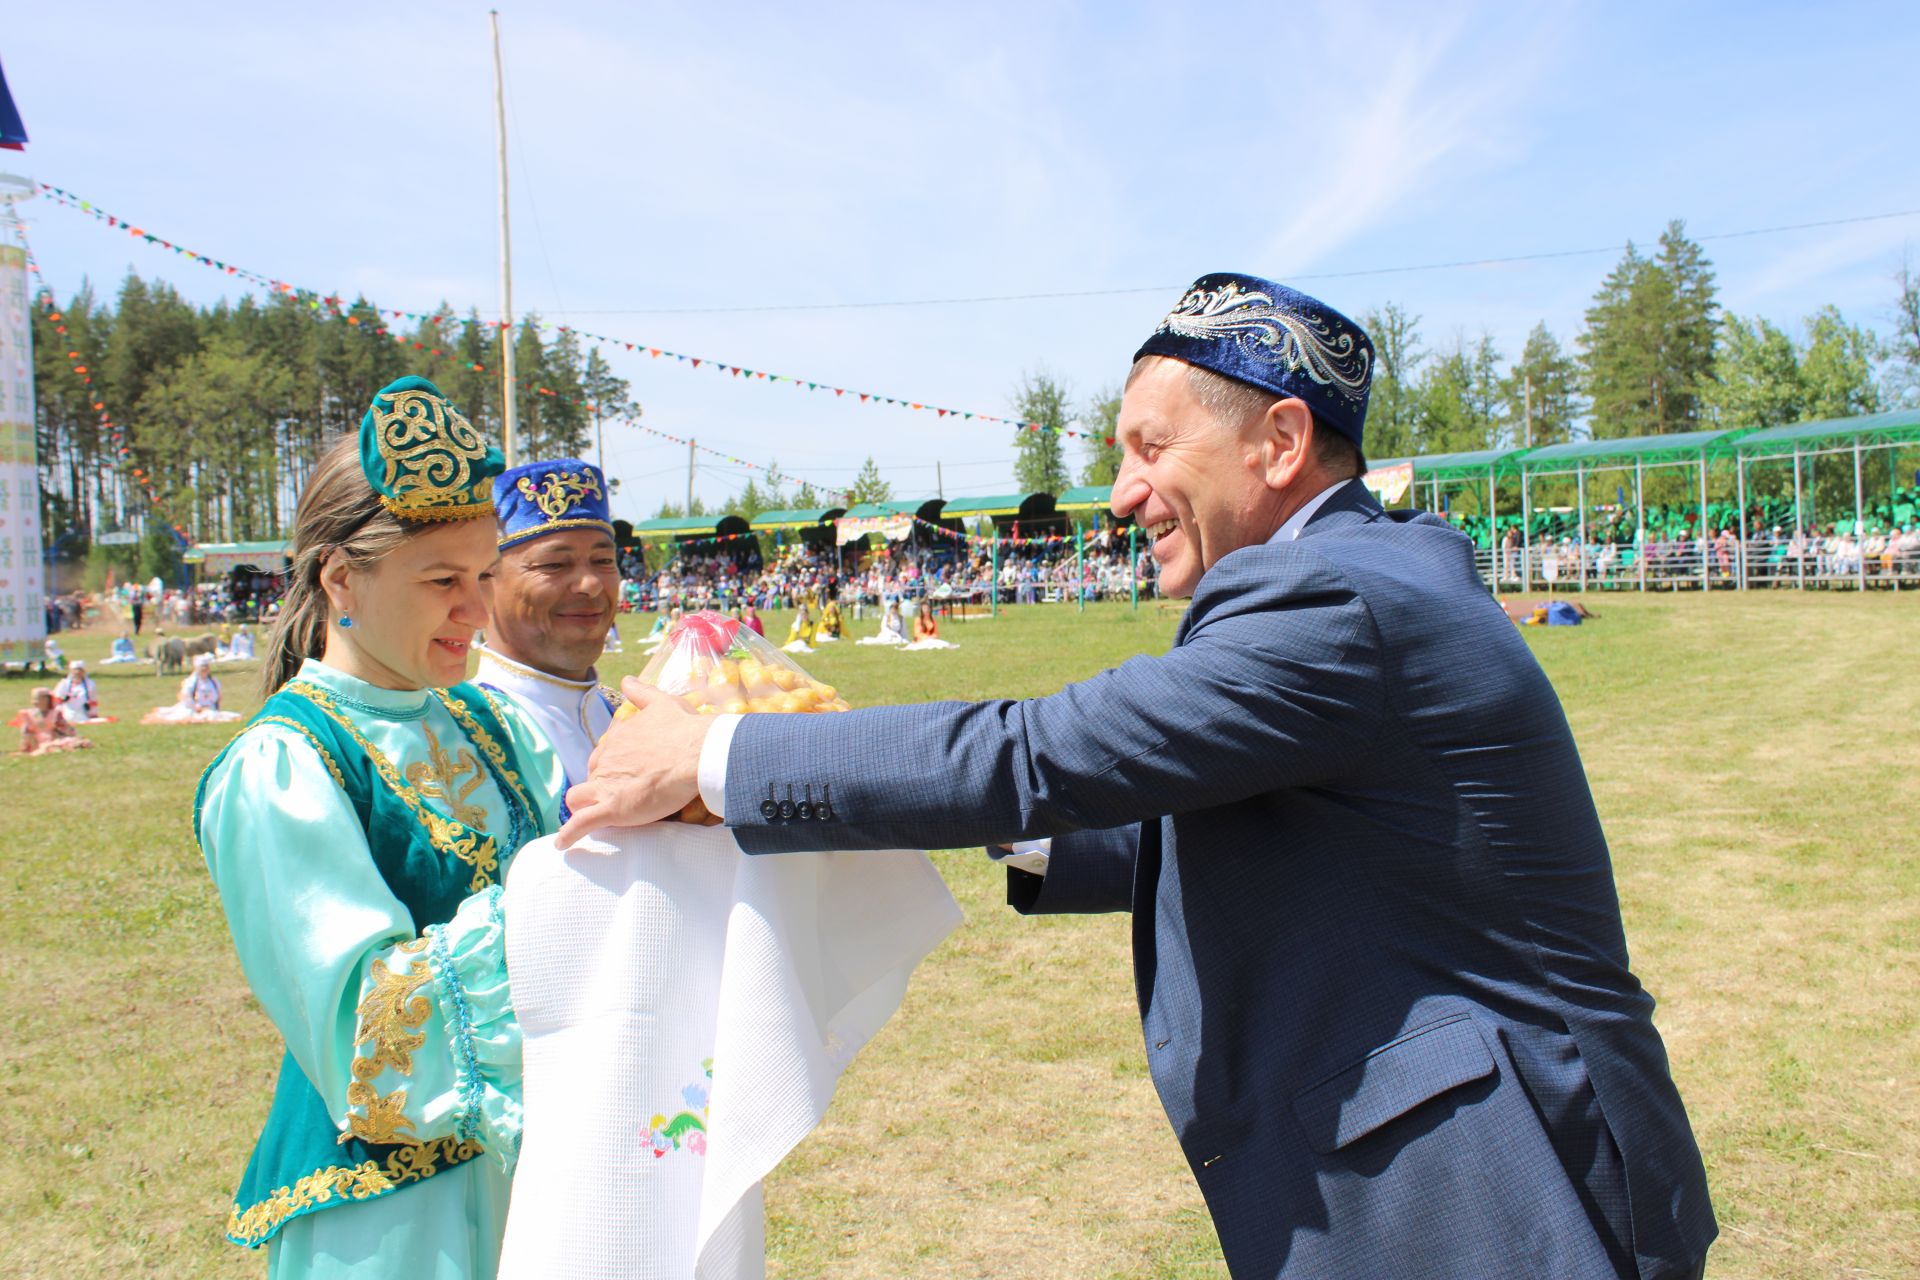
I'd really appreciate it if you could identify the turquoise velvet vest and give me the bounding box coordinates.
[194,680,544,1249]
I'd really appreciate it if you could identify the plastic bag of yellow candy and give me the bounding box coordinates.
[610,609,850,824]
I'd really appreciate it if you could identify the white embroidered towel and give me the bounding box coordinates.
[500,823,961,1279]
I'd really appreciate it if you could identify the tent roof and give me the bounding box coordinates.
[750,507,843,530]
[1371,448,1531,480]
[1731,409,1920,458]
[840,500,924,519]
[1055,485,1114,511]
[1519,428,1742,471]
[941,493,1036,517]
[631,516,723,535]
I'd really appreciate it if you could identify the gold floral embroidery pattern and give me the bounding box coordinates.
[340,940,433,1146]
[403,725,487,829]
[516,469,604,519]
[281,682,499,892]
[371,387,492,519]
[224,1135,484,1248]
[434,690,536,827]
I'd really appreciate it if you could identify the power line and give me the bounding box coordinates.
[559,207,1920,316]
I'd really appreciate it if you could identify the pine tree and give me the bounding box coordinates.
[850,456,893,504]
[1010,371,1071,494]
[1579,223,1719,437]
[1501,324,1579,447]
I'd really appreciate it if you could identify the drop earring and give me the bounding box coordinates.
[338,615,354,629]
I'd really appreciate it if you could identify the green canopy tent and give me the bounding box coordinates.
[1730,409,1920,589]
[1518,429,1746,592]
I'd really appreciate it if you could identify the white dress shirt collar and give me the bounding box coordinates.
[1268,479,1349,545]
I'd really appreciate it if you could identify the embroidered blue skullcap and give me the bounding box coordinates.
[494,458,615,551]
[1134,273,1375,447]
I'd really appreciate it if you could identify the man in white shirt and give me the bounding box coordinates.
[474,459,623,814]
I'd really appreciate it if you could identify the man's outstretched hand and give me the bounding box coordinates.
[556,678,712,848]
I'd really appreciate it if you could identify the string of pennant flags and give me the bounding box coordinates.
[12,221,195,546]
[36,182,1121,462]
[33,184,803,480]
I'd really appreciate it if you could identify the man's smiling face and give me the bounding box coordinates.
[1110,357,1289,598]
[488,528,621,681]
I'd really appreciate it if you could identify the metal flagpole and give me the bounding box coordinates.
[1698,453,1710,593]
[1635,458,1646,593]
[1854,437,1866,590]
[1129,523,1138,610]
[1076,523,1085,613]
[1736,453,1748,591]
[1793,446,1804,588]
[990,533,999,616]
[491,10,518,466]
[1577,465,1587,592]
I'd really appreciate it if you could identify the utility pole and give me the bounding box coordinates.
[490,10,518,466]
[686,438,696,513]
[1523,373,1533,450]
[936,460,944,499]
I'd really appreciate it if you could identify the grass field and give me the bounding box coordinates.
[2,594,1915,1278]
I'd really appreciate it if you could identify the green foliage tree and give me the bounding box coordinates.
[1892,255,1920,404]
[1800,305,1883,420]
[849,456,893,504]
[1079,386,1122,485]
[1011,371,1071,494]
[1711,314,1805,430]
[1501,323,1579,447]
[1355,303,1422,460]
[1413,333,1503,453]
[1712,307,1882,432]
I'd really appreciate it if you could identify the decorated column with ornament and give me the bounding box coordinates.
[0,178,45,664]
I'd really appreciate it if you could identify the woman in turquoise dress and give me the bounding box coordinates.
[196,376,566,1278]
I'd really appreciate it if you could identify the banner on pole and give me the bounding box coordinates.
[0,241,46,663]
[1362,461,1414,506]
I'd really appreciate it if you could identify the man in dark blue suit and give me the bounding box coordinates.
[565,274,1716,1279]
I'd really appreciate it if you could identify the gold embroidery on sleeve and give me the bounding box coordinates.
[339,942,433,1146]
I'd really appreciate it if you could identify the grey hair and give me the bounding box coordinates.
[1126,355,1367,477]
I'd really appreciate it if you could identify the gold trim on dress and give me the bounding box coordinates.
[433,690,536,827]
[281,682,499,892]
[224,1135,484,1248]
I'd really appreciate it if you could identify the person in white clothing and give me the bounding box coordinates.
[473,458,623,814]
[52,660,101,723]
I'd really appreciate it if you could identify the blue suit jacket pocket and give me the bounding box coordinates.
[1292,1013,1497,1154]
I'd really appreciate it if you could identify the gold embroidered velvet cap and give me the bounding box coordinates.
[358,375,504,521]
[493,458,614,551]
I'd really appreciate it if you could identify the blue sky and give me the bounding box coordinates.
[7,1,1919,518]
